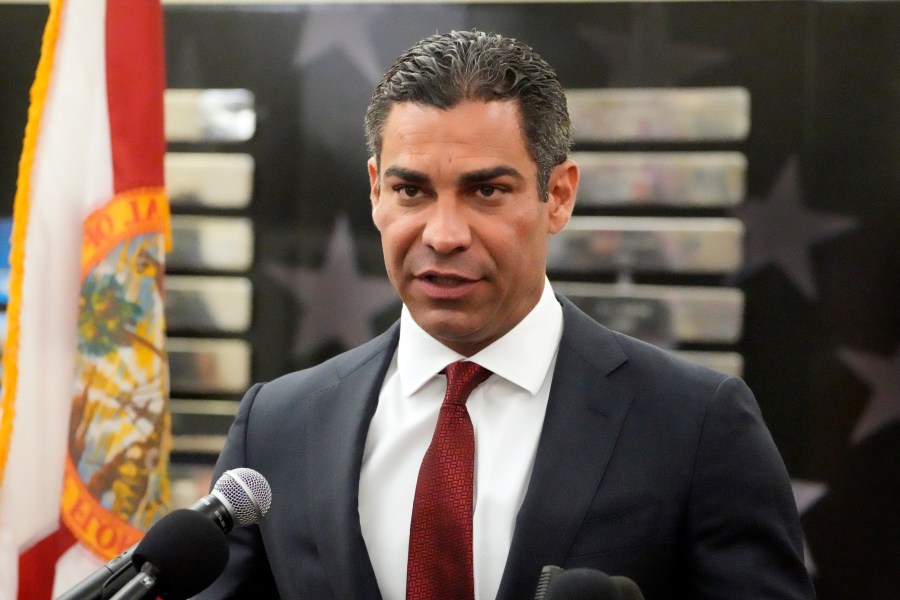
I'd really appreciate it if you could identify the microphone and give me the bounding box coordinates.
[611,575,645,600]
[544,568,618,599]
[534,565,645,600]
[56,468,272,600]
[534,565,564,599]
[187,467,272,533]
[108,508,228,600]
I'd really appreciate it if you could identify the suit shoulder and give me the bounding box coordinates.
[249,323,399,408]
[613,329,730,387]
[561,295,728,381]
[559,295,740,413]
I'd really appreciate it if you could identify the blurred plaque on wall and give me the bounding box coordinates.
[548,216,744,274]
[166,275,252,334]
[166,152,254,209]
[169,215,254,272]
[164,88,256,143]
[167,337,251,396]
[554,281,744,346]
[169,399,238,454]
[567,87,750,143]
[573,151,746,207]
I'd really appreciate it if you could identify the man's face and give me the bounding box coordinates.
[369,100,577,356]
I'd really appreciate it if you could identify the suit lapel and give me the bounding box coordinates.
[306,324,399,600]
[497,299,633,600]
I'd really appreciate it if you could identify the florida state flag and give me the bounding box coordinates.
[0,0,171,597]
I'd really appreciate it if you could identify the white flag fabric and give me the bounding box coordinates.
[0,0,171,597]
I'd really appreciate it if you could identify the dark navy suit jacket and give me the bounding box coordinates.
[196,297,815,599]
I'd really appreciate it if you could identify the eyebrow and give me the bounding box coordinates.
[382,165,525,187]
[382,166,429,185]
[458,166,525,187]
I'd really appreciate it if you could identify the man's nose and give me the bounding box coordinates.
[421,199,471,254]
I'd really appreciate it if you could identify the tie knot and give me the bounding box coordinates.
[443,361,492,406]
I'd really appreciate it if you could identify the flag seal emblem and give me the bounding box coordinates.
[63,190,171,560]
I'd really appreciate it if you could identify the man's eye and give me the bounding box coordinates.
[478,185,498,197]
[395,185,420,198]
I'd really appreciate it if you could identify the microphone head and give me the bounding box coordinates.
[214,467,272,527]
[611,575,645,600]
[133,508,229,599]
[545,568,619,600]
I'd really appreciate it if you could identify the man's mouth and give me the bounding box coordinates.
[425,274,467,286]
[415,272,480,299]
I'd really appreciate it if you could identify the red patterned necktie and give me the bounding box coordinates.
[406,361,492,600]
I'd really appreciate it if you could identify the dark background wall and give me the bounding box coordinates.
[1,2,898,598]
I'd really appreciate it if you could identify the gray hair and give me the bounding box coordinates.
[364,30,573,201]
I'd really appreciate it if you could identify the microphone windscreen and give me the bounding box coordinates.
[215,467,273,527]
[545,568,619,600]
[133,508,229,598]
[611,575,645,600]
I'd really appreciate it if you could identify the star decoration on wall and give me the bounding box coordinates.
[577,4,728,86]
[293,7,383,86]
[836,345,900,444]
[734,157,857,299]
[265,216,397,358]
[791,479,828,576]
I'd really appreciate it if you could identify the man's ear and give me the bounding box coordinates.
[367,157,380,208]
[547,159,578,234]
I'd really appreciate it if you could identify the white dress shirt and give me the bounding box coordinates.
[358,279,563,600]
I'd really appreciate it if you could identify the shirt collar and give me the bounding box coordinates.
[397,278,563,397]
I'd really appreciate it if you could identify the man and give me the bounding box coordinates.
[197,31,815,599]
